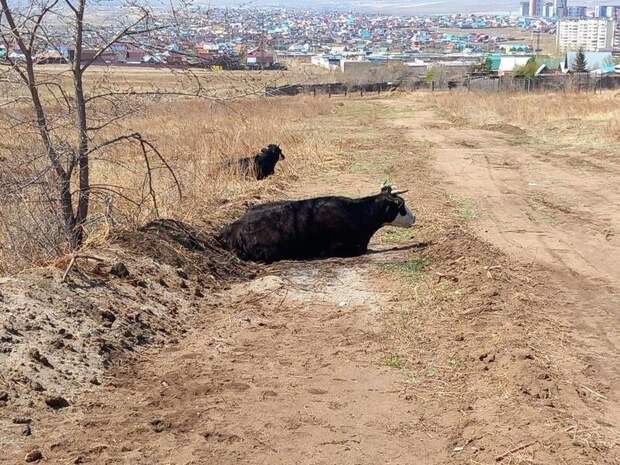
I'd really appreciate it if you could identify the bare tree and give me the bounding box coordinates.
[0,0,213,249]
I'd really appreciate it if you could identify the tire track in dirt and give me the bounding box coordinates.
[388,95,620,428]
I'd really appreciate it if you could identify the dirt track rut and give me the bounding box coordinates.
[391,98,620,428]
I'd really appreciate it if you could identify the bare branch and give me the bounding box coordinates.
[138,139,158,216]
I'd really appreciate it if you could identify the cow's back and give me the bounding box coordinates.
[222,201,307,262]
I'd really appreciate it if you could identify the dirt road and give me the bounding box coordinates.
[2,96,618,464]
[389,97,620,425]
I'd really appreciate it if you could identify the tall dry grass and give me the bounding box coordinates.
[0,94,335,275]
[433,90,620,146]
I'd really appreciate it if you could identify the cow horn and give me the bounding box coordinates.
[392,189,409,195]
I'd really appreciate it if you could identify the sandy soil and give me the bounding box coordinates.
[1,95,618,464]
[391,98,620,425]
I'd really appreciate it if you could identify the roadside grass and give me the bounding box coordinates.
[410,139,436,151]
[376,227,414,245]
[385,354,403,369]
[377,257,429,281]
[431,91,620,156]
[450,196,478,220]
[348,150,394,176]
[0,88,335,274]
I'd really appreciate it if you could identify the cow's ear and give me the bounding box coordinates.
[381,185,392,195]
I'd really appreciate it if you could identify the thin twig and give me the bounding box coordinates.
[495,441,537,462]
[61,255,76,282]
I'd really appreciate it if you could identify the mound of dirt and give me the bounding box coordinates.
[116,218,257,284]
[0,218,255,414]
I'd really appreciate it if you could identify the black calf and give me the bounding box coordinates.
[233,144,285,180]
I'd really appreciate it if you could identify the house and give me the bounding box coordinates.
[483,54,539,75]
[125,49,146,65]
[311,54,341,70]
[68,49,116,65]
[35,49,67,64]
[246,45,274,68]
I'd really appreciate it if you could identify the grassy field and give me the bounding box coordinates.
[0,67,337,274]
[1,64,618,274]
[432,91,620,158]
[1,76,619,465]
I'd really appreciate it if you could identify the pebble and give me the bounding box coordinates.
[24,450,42,462]
[28,349,52,368]
[100,310,116,323]
[0,390,9,401]
[31,381,45,392]
[110,262,129,278]
[45,395,70,409]
[13,417,32,424]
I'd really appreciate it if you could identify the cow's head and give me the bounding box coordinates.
[379,184,416,228]
[262,144,285,160]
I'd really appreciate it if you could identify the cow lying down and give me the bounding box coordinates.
[227,144,285,180]
[218,185,416,263]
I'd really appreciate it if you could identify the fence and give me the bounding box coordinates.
[431,74,620,93]
[266,74,620,97]
[265,81,400,97]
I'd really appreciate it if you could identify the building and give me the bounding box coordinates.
[529,0,542,16]
[556,18,617,51]
[598,5,620,18]
[555,0,568,17]
[520,2,530,16]
[565,50,615,72]
[543,2,554,17]
[567,6,588,17]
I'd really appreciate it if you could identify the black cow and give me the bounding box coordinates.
[218,185,415,263]
[232,144,285,180]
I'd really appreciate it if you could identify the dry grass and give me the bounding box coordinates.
[432,90,620,148]
[0,76,336,274]
[30,63,339,94]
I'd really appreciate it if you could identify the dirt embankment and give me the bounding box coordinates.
[1,95,618,465]
[0,220,255,415]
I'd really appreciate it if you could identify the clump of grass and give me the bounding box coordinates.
[377,228,413,245]
[385,354,403,369]
[451,196,477,220]
[378,257,429,279]
[347,150,393,175]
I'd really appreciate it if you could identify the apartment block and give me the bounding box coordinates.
[556,18,617,51]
